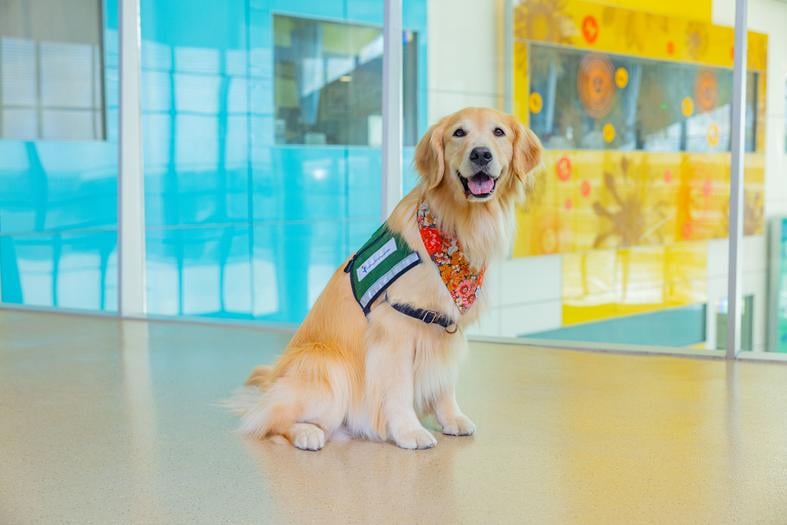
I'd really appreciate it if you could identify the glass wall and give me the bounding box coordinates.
[273,15,419,147]
[0,0,118,311]
[0,0,105,141]
[140,0,427,323]
[529,44,759,153]
[456,0,778,353]
[440,0,780,357]
[766,219,787,353]
[1,0,784,360]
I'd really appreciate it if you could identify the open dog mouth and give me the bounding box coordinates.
[458,172,496,199]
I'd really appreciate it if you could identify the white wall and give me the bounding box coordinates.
[426,0,503,122]
[427,0,563,337]
[426,0,787,347]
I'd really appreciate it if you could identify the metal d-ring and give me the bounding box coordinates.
[445,322,458,334]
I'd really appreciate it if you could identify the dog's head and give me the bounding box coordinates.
[414,107,542,204]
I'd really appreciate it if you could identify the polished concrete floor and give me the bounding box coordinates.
[1,310,787,524]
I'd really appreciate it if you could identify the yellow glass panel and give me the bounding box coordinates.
[562,242,707,326]
[601,0,712,21]
[511,0,768,328]
[513,0,767,70]
[515,151,764,258]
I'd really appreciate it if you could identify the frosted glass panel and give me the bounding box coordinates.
[0,0,104,140]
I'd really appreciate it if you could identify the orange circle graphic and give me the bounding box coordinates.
[702,178,713,197]
[556,156,572,181]
[582,16,599,43]
[695,70,719,112]
[577,54,615,119]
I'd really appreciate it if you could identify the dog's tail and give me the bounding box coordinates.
[245,365,275,389]
[220,385,264,417]
[218,365,274,417]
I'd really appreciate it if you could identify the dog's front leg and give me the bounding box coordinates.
[427,335,475,437]
[365,327,437,450]
[432,385,476,436]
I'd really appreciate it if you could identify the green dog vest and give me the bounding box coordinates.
[344,224,422,314]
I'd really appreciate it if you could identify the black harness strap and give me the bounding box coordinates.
[384,294,457,333]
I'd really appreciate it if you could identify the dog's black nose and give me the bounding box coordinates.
[469,147,493,166]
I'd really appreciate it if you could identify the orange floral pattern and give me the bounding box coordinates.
[417,202,486,314]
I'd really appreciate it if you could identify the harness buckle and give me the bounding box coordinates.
[421,310,437,324]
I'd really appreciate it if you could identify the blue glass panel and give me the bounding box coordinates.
[246,0,427,325]
[146,226,252,318]
[529,305,707,347]
[346,149,383,221]
[0,0,118,313]
[775,219,787,353]
[140,0,247,48]
[254,147,382,223]
[0,230,117,311]
[251,219,374,323]
[140,0,426,324]
[0,142,117,233]
[140,0,250,228]
[346,0,383,25]
[266,0,345,21]
[403,146,419,193]
[403,0,428,32]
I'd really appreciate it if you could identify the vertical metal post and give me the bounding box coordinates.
[766,218,781,353]
[0,40,4,136]
[118,0,147,316]
[382,0,403,220]
[503,0,513,113]
[726,0,748,358]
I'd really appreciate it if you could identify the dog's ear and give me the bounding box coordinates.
[414,117,447,190]
[511,119,543,187]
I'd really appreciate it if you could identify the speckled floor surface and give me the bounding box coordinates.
[1,310,786,524]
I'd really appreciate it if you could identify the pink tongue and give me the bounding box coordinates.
[468,175,494,195]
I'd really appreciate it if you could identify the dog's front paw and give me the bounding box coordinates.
[392,426,437,450]
[289,423,325,451]
[441,414,476,436]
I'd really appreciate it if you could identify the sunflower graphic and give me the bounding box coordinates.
[685,21,709,61]
[743,190,764,235]
[601,7,658,52]
[514,0,576,44]
[592,157,669,248]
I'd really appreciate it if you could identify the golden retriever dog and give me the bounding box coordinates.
[229,107,541,450]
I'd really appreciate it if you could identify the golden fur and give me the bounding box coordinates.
[228,107,542,450]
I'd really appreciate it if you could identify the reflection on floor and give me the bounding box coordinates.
[0,310,786,524]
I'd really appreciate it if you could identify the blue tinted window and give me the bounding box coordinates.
[274,15,419,146]
[140,0,427,323]
[0,0,117,311]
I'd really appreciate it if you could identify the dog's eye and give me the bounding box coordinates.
[453,128,466,137]
[494,127,505,137]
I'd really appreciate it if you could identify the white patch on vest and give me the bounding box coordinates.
[356,237,397,282]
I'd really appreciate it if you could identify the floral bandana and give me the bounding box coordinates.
[417,202,486,314]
